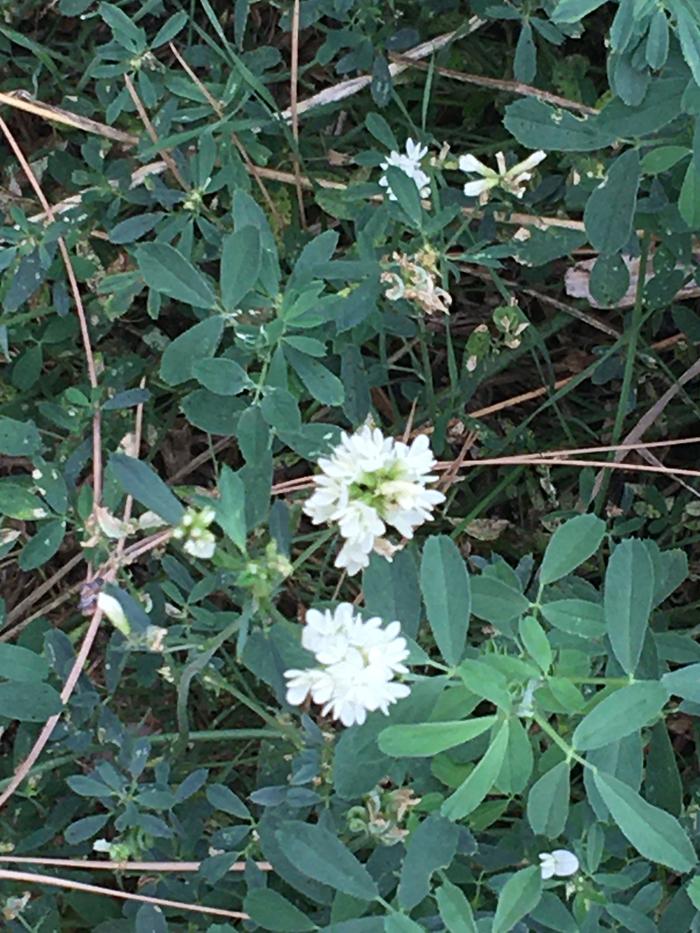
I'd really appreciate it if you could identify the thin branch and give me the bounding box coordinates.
[0,856,271,873]
[390,55,599,116]
[0,117,102,511]
[0,90,138,144]
[123,74,188,190]
[289,0,307,226]
[0,868,248,920]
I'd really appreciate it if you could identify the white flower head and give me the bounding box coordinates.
[379,138,430,201]
[460,150,546,201]
[175,506,217,560]
[539,849,579,880]
[285,603,411,727]
[303,426,444,575]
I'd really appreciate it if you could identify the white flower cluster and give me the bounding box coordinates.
[460,150,547,201]
[285,603,410,727]
[379,138,430,200]
[303,425,445,575]
[377,139,546,206]
[172,506,217,559]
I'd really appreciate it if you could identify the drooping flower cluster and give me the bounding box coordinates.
[459,150,547,202]
[172,506,217,559]
[379,138,430,200]
[285,603,411,727]
[381,248,452,316]
[303,425,445,575]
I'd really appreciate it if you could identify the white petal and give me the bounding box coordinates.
[539,854,556,880]
[513,150,547,174]
[463,178,492,198]
[459,154,490,175]
[551,849,579,877]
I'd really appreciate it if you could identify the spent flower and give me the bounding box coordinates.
[304,425,444,574]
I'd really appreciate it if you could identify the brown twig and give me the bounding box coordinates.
[390,55,599,116]
[123,74,188,190]
[0,90,138,144]
[0,868,248,920]
[166,42,285,229]
[289,0,307,226]
[0,856,271,873]
[0,118,102,512]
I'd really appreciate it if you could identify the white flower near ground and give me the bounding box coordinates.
[173,505,217,560]
[284,603,411,727]
[459,150,547,201]
[379,138,430,200]
[303,425,445,575]
[539,849,580,880]
[97,592,130,636]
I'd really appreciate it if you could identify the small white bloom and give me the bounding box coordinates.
[539,849,579,880]
[379,138,430,201]
[183,532,216,559]
[304,426,444,576]
[97,592,130,637]
[460,150,546,201]
[285,604,411,727]
[32,508,47,520]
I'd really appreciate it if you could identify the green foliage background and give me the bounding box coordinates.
[1,0,700,929]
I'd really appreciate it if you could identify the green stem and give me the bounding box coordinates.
[532,712,588,768]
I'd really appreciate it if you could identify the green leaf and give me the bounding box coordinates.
[645,720,683,816]
[584,150,640,255]
[640,145,690,175]
[589,252,631,306]
[527,761,570,838]
[470,575,529,626]
[541,599,605,639]
[192,357,251,396]
[109,454,184,524]
[0,681,62,721]
[0,485,47,520]
[435,880,477,933]
[458,660,512,710]
[441,719,509,821]
[217,466,247,552]
[0,416,42,456]
[551,0,607,23]
[243,889,315,932]
[378,716,497,757]
[364,550,421,640]
[420,536,470,666]
[206,783,251,819]
[679,160,700,229]
[662,663,700,702]
[492,866,542,933]
[135,243,216,308]
[385,166,423,227]
[285,346,344,406]
[519,615,552,672]
[384,917,424,933]
[108,213,164,244]
[275,821,378,900]
[646,9,670,69]
[496,715,533,794]
[181,389,243,435]
[687,877,700,911]
[366,112,398,151]
[220,226,261,311]
[677,3,700,87]
[514,21,537,83]
[160,317,224,386]
[573,681,668,751]
[19,518,65,571]
[504,98,615,152]
[398,813,459,910]
[592,771,696,872]
[540,514,605,585]
[605,538,655,674]
[0,644,49,683]
[64,814,110,845]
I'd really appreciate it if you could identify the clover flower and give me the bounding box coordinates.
[284,603,411,727]
[303,425,445,575]
[539,849,579,880]
[459,150,546,202]
[172,506,217,559]
[379,138,430,201]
